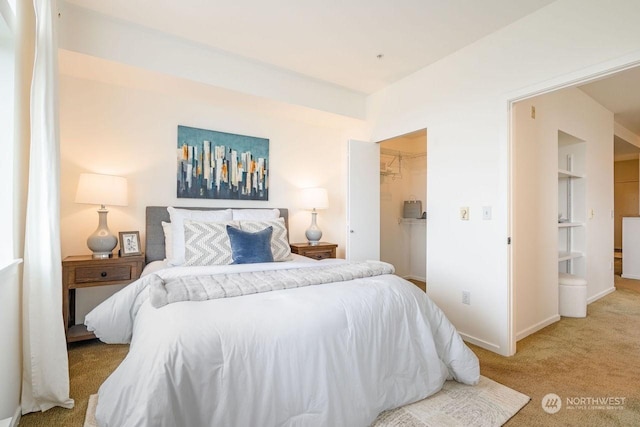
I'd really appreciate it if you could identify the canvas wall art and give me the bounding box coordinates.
[177,125,269,200]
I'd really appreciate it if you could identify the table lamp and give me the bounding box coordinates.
[300,187,328,246]
[75,173,128,259]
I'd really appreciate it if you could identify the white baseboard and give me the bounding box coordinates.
[403,275,426,282]
[0,406,21,427]
[621,273,640,280]
[516,314,561,341]
[587,286,616,304]
[459,332,501,353]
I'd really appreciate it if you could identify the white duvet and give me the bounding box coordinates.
[85,257,479,427]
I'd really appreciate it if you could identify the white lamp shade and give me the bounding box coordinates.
[75,173,128,207]
[300,187,329,210]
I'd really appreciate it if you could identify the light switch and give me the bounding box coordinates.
[482,206,492,220]
[460,207,469,220]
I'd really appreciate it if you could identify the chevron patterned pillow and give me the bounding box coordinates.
[183,220,239,266]
[238,218,291,261]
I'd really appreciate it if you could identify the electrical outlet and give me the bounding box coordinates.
[460,207,469,221]
[462,291,471,305]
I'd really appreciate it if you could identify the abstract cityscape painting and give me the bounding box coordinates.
[177,125,269,200]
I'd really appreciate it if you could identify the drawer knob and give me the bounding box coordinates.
[101,272,107,277]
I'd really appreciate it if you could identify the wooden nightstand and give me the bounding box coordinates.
[62,254,144,342]
[290,242,338,260]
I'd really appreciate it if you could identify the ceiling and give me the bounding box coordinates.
[64,0,640,153]
[578,66,640,159]
[579,66,640,137]
[65,0,556,94]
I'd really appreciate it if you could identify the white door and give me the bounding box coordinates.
[347,139,380,261]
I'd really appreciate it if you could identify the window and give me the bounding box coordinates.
[0,1,15,264]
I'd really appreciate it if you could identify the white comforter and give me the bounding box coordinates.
[85,257,479,427]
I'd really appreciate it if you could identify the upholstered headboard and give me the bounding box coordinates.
[145,206,289,265]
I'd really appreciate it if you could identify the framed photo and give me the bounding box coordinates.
[119,231,142,257]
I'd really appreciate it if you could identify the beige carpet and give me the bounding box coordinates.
[84,376,529,427]
[471,281,640,426]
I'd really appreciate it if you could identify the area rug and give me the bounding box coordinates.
[372,376,530,426]
[84,376,529,427]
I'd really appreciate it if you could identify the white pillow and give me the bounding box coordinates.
[167,207,233,266]
[238,218,291,261]
[232,208,280,220]
[161,221,173,261]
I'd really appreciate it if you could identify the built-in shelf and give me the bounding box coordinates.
[557,131,586,276]
[558,222,584,228]
[559,251,584,262]
[558,169,584,179]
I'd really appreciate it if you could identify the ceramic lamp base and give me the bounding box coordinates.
[87,208,117,259]
[305,211,322,246]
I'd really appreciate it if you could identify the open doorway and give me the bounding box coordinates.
[378,129,427,291]
[613,137,640,277]
[511,64,640,349]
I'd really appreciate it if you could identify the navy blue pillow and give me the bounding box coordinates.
[227,225,274,264]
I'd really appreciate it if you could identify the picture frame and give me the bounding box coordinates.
[119,231,142,257]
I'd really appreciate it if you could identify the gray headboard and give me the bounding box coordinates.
[145,206,289,265]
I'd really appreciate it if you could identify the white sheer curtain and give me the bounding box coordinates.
[21,0,74,413]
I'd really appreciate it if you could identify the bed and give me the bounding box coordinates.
[85,206,479,427]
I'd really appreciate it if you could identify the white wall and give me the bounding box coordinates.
[513,87,615,341]
[367,0,640,355]
[58,52,368,323]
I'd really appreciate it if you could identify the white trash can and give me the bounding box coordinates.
[558,272,587,318]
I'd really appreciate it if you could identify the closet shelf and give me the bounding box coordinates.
[558,169,584,179]
[558,251,584,262]
[558,222,584,228]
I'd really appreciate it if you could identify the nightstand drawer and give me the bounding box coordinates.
[290,242,338,260]
[304,250,333,260]
[75,265,132,283]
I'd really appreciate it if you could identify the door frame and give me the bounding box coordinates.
[506,53,640,355]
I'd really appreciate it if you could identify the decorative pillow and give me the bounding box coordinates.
[161,221,173,261]
[227,225,274,264]
[183,220,238,266]
[231,208,280,220]
[238,218,291,261]
[167,207,233,266]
